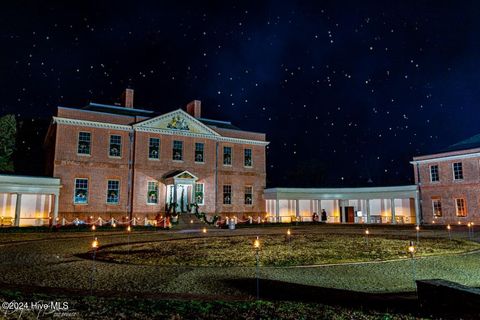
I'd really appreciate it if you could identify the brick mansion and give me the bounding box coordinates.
[43,89,268,220]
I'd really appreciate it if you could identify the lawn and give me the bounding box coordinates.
[96,233,480,267]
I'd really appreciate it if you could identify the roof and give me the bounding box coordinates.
[441,133,480,153]
[198,117,241,130]
[83,102,155,117]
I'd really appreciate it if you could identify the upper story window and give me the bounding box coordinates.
[173,140,183,161]
[149,138,160,159]
[195,143,204,163]
[109,135,122,157]
[106,180,120,204]
[77,132,91,155]
[223,185,232,204]
[453,162,463,180]
[74,178,88,204]
[455,198,467,217]
[244,148,252,167]
[430,165,439,182]
[223,146,232,166]
[432,198,442,217]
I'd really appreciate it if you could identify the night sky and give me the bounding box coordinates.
[2,1,480,187]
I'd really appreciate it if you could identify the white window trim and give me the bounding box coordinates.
[74,178,89,205]
[195,183,205,205]
[147,181,159,205]
[244,185,253,206]
[223,184,232,205]
[431,198,442,217]
[194,142,205,164]
[148,137,161,161]
[108,134,123,159]
[172,140,183,161]
[77,131,92,157]
[452,162,463,181]
[244,148,253,168]
[223,146,233,166]
[106,179,120,205]
[454,198,467,217]
[429,165,439,183]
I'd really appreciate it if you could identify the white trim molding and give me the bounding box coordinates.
[53,117,133,132]
[411,152,480,165]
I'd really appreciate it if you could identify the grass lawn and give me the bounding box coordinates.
[0,289,423,320]
[96,233,480,267]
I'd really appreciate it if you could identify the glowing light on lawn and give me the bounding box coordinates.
[127,225,131,232]
[112,223,116,228]
[458,221,461,225]
[91,225,96,231]
[447,224,451,230]
[92,237,99,249]
[202,227,207,234]
[415,226,420,231]
[287,229,291,236]
[254,236,260,249]
[408,241,415,254]
[365,229,369,235]
[190,220,193,224]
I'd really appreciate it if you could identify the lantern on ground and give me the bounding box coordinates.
[253,236,260,300]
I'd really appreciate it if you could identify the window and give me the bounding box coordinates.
[455,198,467,217]
[244,148,252,167]
[147,181,159,204]
[223,185,232,204]
[173,140,183,161]
[453,162,463,180]
[244,186,253,205]
[223,146,232,165]
[195,183,204,205]
[149,138,160,159]
[432,198,442,217]
[109,135,122,157]
[106,180,120,204]
[74,178,88,204]
[77,132,91,155]
[195,143,204,163]
[430,165,439,182]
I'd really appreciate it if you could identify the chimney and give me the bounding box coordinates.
[186,100,201,118]
[121,88,134,108]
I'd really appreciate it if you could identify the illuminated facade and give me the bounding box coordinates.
[264,186,420,224]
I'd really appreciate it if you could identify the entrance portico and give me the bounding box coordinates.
[163,170,198,213]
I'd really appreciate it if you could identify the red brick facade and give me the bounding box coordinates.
[45,97,268,221]
[412,148,480,224]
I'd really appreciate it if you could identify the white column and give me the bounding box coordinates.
[275,198,280,222]
[53,194,59,223]
[390,198,396,224]
[295,199,300,220]
[414,193,421,226]
[366,199,371,224]
[14,193,22,227]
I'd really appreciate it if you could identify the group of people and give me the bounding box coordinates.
[312,209,328,222]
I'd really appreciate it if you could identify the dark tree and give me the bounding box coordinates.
[0,114,16,173]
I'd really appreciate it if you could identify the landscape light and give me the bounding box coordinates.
[92,237,99,249]
[447,224,451,230]
[91,225,96,231]
[365,229,369,235]
[254,236,260,249]
[408,241,415,255]
[112,222,116,228]
[127,225,131,232]
[415,226,420,231]
[202,227,207,234]
[287,229,291,236]
[190,219,193,224]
